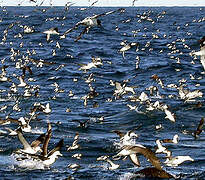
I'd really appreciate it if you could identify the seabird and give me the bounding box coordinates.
[67,132,80,151]
[1,117,31,133]
[113,129,138,146]
[119,42,139,59]
[72,153,82,160]
[28,139,64,166]
[155,139,172,157]
[78,56,103,71]
[18,76,27,87]
[72,119,89,128]
[162,105,176,122]
[113,81,136,97]
[190,36,205,70]
[161,134,179,144]
[17,122,63,166]
[67,163,81,170]
[16,128,45,154]
[164,156,194,167]
[22,66,32,76]
[23,25,34,34]
[42,103,52,114]
[113,145,162,170]
[97,155,120,170]
[61,8,124,41]
[43,27,59,41]
[193,117,204,138]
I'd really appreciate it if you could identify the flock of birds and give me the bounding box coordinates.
[0,1,204,179]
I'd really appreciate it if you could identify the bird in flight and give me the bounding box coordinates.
[61,8,125,42]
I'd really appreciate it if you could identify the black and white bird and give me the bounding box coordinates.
[61,8,124,41]
[67,132,80,151]
[97,155,120,170]
[113,129,138,146]
[43,27,59,41]
[191,36,205,70]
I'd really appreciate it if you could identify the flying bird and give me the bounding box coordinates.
[43,27,59,41]
[113,144,162,170]
[61,8,125,41]
[97,155,120,170]
[190,36,205,70]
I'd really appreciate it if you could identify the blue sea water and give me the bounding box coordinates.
[0,6,204,179]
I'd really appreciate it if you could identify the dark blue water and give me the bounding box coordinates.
[0,6,205,179]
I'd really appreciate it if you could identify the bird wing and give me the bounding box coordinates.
[72,132,79,146]
[38,0,46,6]
[90,0,98,6]
[113,130,124,138]
[0,118,9,125]
[63,21,83,36]
[131,146,162,170]
[129,154,140,167]
[200,55,205,71]
[6,117,20,124]
[41,123,52,157]
[115,82,122,91]
[16,128,32,150]
[74,27,90,42]
[47,139,64,157]
[194,117,204,137]
[197,117,204,132]
[31,133,46,148]
[93,8,125,18]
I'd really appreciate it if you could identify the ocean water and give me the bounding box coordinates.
[0,6,205,179]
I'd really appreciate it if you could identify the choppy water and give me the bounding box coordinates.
[0,6,205,179]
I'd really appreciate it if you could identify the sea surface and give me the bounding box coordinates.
[0,6,205,179]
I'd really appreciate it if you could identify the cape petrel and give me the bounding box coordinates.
[62,8,124,41]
